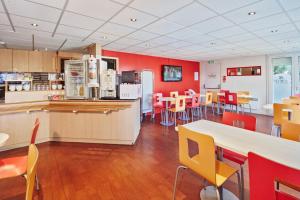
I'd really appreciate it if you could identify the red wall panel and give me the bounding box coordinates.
[102,50,200,96]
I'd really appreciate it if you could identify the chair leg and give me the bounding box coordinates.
[216,187,223,200]
[172,166,187,200]
[248,103,252,113]
[205,105,207,119]
[174,112,177,127]
[236,171,242,200]
[240,165,244,200]
[35,174,40,191]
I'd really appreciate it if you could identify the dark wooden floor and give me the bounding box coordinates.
[0,112,273,200]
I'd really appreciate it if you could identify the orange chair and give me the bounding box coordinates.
[222,111,256,199]
[169,96,187,127]
[170,91,179,106]
[0,119,40,190]
[281,121,300,142]
[172,126,241,200]
[186,94,201,121]
[238,91,252,113]
[26,144,39,200]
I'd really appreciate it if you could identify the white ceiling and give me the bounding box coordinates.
[0,0,300,61]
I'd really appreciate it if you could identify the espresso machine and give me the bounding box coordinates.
[100,69,117,99]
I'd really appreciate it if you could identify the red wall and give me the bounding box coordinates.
[102,50,200,96]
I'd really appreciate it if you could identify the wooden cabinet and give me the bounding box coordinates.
[28,51,43,72]
[0,49,12,71]
[12,50,29,72]
[42,52,57,72]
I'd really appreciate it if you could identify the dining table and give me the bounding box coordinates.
[158,95,193,126]
[0,133,9,146]
[182,120,300,200]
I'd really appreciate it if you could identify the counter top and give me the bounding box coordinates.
[0,99,139,115]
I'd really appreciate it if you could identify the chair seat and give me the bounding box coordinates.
[237,100,250,104]
[0,155,27,179]
[169,108,185,112]
[223,149,247,165]
[215,160,238,187]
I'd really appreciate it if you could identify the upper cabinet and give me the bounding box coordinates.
[29,51,43,72]
[13,50,29,72]
[0,49,13,71]
[42,51,57,72]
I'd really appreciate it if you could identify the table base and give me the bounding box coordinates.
[200,186,238,200]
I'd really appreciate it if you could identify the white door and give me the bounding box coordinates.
[141,70,153,114]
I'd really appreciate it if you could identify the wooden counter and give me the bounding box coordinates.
[0,99,141,151]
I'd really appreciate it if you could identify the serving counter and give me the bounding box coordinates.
[0,99,141,151]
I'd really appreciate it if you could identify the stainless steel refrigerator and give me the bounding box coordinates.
[64,60,88,99]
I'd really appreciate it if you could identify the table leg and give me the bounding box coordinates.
[160,101,174,126]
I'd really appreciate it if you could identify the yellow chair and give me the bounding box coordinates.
[169,96,187,127]
[237,91,252,113]
[281,121,300,142]
[170,91,179,105]
[289,96,300,100]
[200,92,214,118]
[26,144,39,200]
[282,98,300,105]
[172,126,241,200]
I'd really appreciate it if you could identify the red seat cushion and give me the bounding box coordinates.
[0,156,27,179]
[223,149,247,165]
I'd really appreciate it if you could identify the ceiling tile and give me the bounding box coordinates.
[115,37,141,46]
[0,13,10,25]
[208,26,247,38]
[198,0,260,14]
[111,0,132,5]
[5,0,60,22]
[66,0,123,20]
[90,31,120,42]
[165,2,216,26]
[26,0,66,9]
[61,39,91,51]
[167,40,192,48]
[0,24,13,32]
[111,7,158,28]
[278,0,300,11]
[148,36,178,46]
[296,21,300,30]
[122,45,148,53]
[223,0,282,24]
[288,7,300,22]
[240,13,290,31]
[143,19,183,35]
[11,14,56,32]
[168,28,200,40]
[189,16,234,34]
[253,23,296,37]
[183,34,216,44]
[60,12,105,31]
[223,33,257,43]
[56,25,91,38]
[130,0,193,17]
[104,42,130,51]
[127,30,159,41]
[98,22,136,37]
[264,31,300,42]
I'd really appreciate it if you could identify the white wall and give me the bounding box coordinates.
[201,55,268,114]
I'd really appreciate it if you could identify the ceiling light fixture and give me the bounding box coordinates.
[0,41,5,45]
[271,29,278,33]
[130,18,137,22]
[31,23,38,27]
[210,42,216,46]
[248,11,256,16]
[102,36,107,39]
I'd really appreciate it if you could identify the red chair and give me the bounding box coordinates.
[152,93,164,120]
[225,92,238,112]
[248,152,300,200]
[186,94,201,121]
[219,89,229,104]
[222,112,256,199]
[0,119,40,189]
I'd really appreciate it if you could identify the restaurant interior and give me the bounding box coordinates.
[0,0,300,200]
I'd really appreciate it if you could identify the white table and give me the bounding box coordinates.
[0,133,9,146]
[182,120,300,199]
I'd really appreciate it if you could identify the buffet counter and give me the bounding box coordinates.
[0,99,141,151]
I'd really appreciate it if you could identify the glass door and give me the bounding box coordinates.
[271,57,292,103]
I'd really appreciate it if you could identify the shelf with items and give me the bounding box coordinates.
[5,80,33,92]
[49,79,65,90]
[227,66,261,76]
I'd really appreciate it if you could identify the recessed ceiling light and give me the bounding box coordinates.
[102,36,107,39]
[248,11,256,16]
[0,41,5,45]
[130,18,137,22]
[31,23,38,27]
[283,40,290,44]
[210,42,216,46]
[271,29,278,33]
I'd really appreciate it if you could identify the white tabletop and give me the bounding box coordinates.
[0,133,9,146]
[217,93,258,101]
[183,120,300,170]
[159,95,193,101]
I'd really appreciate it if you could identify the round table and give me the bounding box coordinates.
[0,133,9,146]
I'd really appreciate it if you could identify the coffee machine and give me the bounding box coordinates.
[100,69,116,99]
